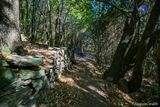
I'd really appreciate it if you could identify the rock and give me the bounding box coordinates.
[0,83,17,107]
[0,66,52,107]
[0,46,71,106]
[52,47,71,79]
[16,87,33,106]
[1,54,43,67]
[0,67,15,89]
[19,70,35,80]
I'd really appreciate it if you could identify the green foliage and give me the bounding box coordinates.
[21,34,27,41]
[68,0,94,30]
[2,47,11,54]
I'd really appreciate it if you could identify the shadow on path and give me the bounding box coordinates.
[58,56,112,107]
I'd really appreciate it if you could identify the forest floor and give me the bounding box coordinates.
[47,55,112,107]
[23,43,159,107]
[45,55,159,107]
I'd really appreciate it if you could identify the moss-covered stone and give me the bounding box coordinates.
[0,67,15,89]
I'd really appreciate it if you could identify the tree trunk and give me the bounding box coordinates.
[103,0,160,93]
[68,32,76,64]
[127,0,160,93]
[55,0,64,47]
[30,0,36,43]
[156,41,160,86]
[103,0,142,82]
[0,0,22,52]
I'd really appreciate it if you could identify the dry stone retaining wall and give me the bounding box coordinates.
[0,47,70,107]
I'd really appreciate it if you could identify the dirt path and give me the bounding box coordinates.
[23,43,112,107]
[56,56,111,107]
[46,55,160,107]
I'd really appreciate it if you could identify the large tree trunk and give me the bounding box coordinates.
[0,0,22,52]
[103,0,160,93]
[103,0,142,82]
[127,0,160,93]
[156,41,160,86]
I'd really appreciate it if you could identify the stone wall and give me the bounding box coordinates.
[0,47,71,107]
[52,47,71,79]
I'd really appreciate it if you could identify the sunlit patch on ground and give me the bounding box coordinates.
[47,56,111,107]
[58,75,77,86]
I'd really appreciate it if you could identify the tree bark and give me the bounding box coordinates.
[103,0,142,82]
[156,41,160,86]
[0,0,22,52]
[103,0,160,93]
[127,0,160,93]
[55,0,64,47]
